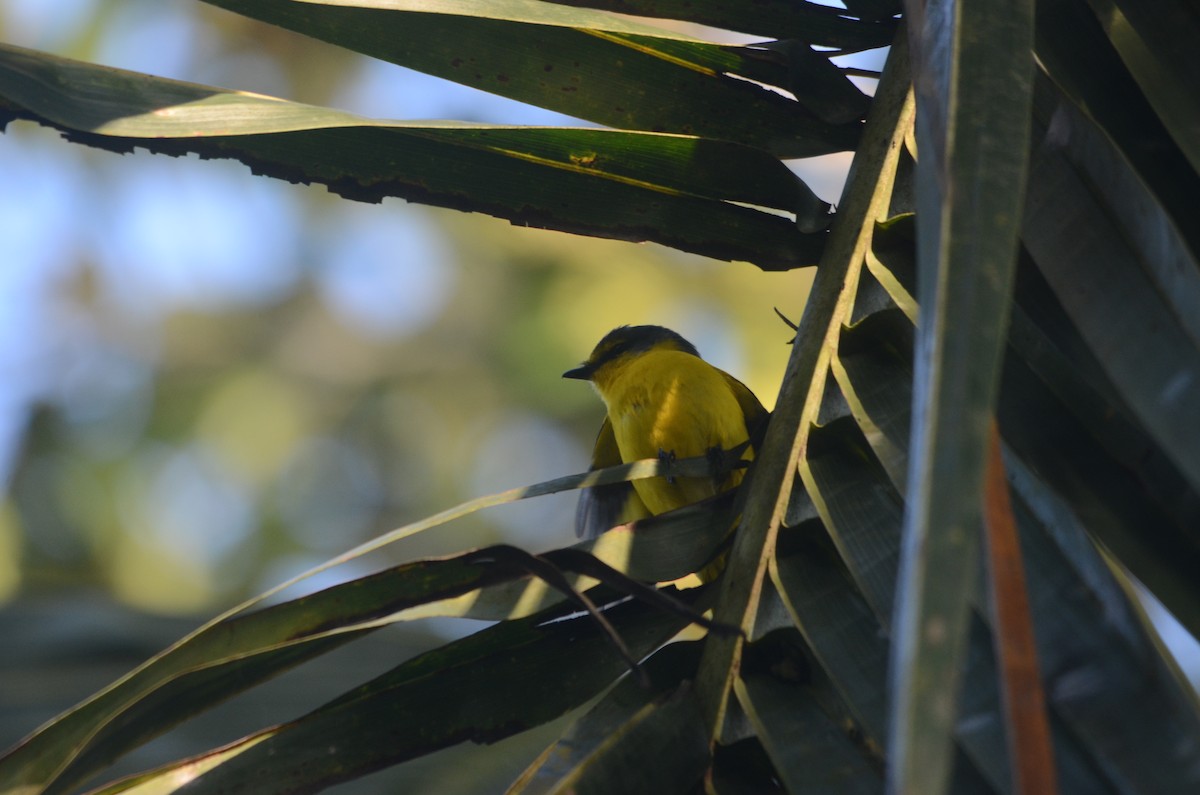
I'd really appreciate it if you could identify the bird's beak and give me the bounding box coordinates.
[562,364,592,380]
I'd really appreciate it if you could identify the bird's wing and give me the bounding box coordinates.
[575,416,650,538]
[722,372,771,451]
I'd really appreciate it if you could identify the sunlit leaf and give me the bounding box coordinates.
[0,43,828,269]
[201,0,865,158]
[692,30,913,741]
[539,0,897,48]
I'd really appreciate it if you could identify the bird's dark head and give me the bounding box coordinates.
[563,325,700,381]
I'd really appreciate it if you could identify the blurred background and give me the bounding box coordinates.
[0,1,855,790]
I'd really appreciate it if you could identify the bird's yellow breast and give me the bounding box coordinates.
[592,349,751,515]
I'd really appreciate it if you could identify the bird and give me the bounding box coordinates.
[563,325,769,541]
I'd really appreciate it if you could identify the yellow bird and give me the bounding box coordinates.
[563,325,769,540]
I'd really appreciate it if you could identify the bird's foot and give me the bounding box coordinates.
[706,445,730,486]
[658,448,677,484]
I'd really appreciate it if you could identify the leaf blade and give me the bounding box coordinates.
[0,43,828,268]
[890,0,1036,790]
[201,0,864,157]
[692,28,913,740]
